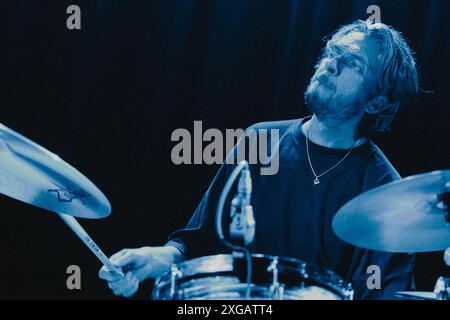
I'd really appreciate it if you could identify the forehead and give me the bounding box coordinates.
[334,31,380,68]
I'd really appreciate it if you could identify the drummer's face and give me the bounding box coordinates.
[305,31,380,123]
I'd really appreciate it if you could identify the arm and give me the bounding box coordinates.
[99,139,244,297]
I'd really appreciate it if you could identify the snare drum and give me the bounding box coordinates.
[152,254,353,300]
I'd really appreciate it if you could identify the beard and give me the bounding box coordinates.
[304,80,334,120]
[304,80,365,123]
[304,83,329,118]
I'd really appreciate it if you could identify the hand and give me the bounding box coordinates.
[98,246,183,298]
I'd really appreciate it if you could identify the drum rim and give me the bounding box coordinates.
[152,253,353,300]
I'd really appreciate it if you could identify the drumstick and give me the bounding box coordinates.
[58,213,124,277]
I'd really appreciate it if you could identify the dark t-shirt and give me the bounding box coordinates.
[165,117,415,300]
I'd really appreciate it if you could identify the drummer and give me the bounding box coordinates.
[99,20,419,299]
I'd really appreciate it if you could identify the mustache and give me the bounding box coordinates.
[314,74,334,89]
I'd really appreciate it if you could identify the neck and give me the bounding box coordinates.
[302,114,365,149]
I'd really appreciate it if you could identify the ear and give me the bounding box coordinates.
[364,95,391,114]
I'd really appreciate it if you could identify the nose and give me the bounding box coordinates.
[325,57,339,76]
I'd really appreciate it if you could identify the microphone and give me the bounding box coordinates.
[229,164,255,246]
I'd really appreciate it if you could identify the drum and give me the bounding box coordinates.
[152,253,353,300]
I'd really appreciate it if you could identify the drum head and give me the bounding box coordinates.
[152,254,353,300]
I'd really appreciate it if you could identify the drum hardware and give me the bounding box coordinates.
[300,262,309,278]
[152,254,353,300]
[267,257,285,299]
[215,161,255,298]
[299,262,309,288]
[345,283,354,300]
[395,276,449,301]
[169,264,183,300]
[433,276,449,300]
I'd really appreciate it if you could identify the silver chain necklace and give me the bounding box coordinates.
[305,126,361,186]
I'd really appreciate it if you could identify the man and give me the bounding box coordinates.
[99,20,419,299]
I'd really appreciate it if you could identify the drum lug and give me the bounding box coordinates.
[267,257,285,299]
[344,282,354,300]
[232,251,244,259]
[269,283,285,299]
[169,264,183,300]
[300,263,308,277]
[338,280,354,300]
[433,276,450,300]
[300,263,309,288]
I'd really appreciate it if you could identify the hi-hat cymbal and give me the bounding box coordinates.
[0,123,111,218]
[332,170,450,253]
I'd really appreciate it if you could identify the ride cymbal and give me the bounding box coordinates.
[332,170,450,252]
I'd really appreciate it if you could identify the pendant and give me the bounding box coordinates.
[313,178,320,185]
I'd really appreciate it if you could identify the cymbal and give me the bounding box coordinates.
[395,291,437,300]
[0,123,111,218]
[332,170,450,252]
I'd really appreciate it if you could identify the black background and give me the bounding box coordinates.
[0,0,449,299]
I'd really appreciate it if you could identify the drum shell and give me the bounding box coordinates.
[152,254,353,300]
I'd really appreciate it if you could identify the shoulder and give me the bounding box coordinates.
[363,140,401,187]
[246,119,298,131]
[246,119,299,135]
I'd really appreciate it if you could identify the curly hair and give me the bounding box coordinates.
[320,20,419,134]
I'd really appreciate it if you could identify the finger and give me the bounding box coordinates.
[108,278,128,291]
[108,272,131,293]
[99,265,123,281]
[135,265,153,282]
[109,249,129,262]
[134,268,147,282]
[122,275,139,298]
[122,283,138,298]
[112,287,124,296]
[110,272,136,297]
[113,251,138,268]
